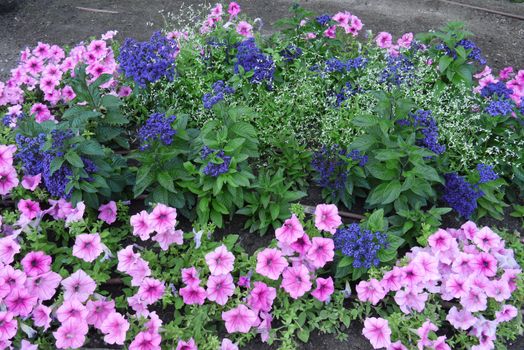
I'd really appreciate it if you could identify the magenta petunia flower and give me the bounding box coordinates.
[5,289,38,317]
[61,269,96,302]
[290,233,312,255]
[397,32,413,48]
[470,252,497,277]
[375,32,393,49]
[179,284,207,305]
[281,264,312,299]
[0,166,19,196]
[0,311,17,341]
[53,320,88,349]
[20,251,51,277]
[207,273,235,306]
[306,237,334,269]
[56,299,89,323]
[311,277,334,302]
[205,245,235,276]
[389,341,407,350]
[222,304,259,334]
[473,227,502,252]
[98,201,117,225]
[72,233,103,263]
[428,229,454,253]
[100,312,130,345]
[30,103,53,123]
[400,262,425,286]
[129,330,161,350]
[380,267,402,292]
[0,144,16,168]
[236,21,253,38]
[21,174,41,191]
[256,248,288,280]
[138,277,165,305]
[247,281,276,312]
[446,306,477,330]
[17,198,41,220]
[127,294,149,317]
[130,210,153,240]
[444,274,470,299]
[86,299,116,329]
[314,204,342,234]
[176,338,198,350]
[181,267,200,286]
[149,203,177,232]
[228,2,241,17]
[394,287,428,314]
[356,279,386,305]
[128,258,152,287]
[362,317,391,349]
[433,336,451,350]
[275,214,304,244]
[324,25,337,39]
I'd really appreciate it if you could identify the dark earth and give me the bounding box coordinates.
[1,0,524,349]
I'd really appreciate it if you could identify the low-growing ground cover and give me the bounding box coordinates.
[0,2,523,349]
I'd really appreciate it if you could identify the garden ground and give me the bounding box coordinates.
[1,0,523,349]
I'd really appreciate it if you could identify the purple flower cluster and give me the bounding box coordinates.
[480,82,513,100]
[410,109,446,155]
[137,112,177,150]
[442,173,483,218]
[315,14,331,26]
[202,80,235,109]
[234,38,275,85]
[119,31,179,87]
[311,145,367,197]
[15,133,47,175]
[280,45,303,62]
[201,146,232,177]
[379,54,414,86]
[335,82,358,106]
[324,56,367,73]
[457,39,486,65]
[477,164,498,184]
[334,223,388,269]
[43,152,73,198]
[485,99,514,117]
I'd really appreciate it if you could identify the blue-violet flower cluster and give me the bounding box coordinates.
[442,173,483,218]
[201,146,232,177]
[235,38,275,85]
[334,223,388,269]
[202,80,235,109]
[476,164,498,184]
[138,113,177,151]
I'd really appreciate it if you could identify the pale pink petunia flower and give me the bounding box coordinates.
[473,227,501,252]
[375,32,392,49]
[394,287,428,314]
[205,245,235,275]
[0,166,19,195]
[101,30,118,40]
[236,21,253,37]
[470,252,497,277]
[181,267,200,286]
[0,144,16,167]
[128,258,152,286]
[433,336,451,350]
[356,279,386,305]
[61,269,96,302]
[397,32,413,48]
[149,203,177,232]
[117,245,140,273]
[21,250,51,276]
[32,304,52,330]
[380,267,402,292]
[130,210,153,240]
[176,338,197,350]
[127,294,149,317]
[256,248,288,280]
[56,299,89,323]
[100,312,129,345]
[446,306,477,330]
[152,228,184,250]
[363,317,391,349]
[179,284,207,305]
[61,85,76,102]
[138,277,165,305]
[495,304,518,323]
[461,220,478,240]
[0,311,17,340]
[428,229,454,253]
[207,273,235,306]
[306,237,334,269]
[129,331,161,350]
[228,2,241,17]
[222,304,259,333]
[333,11,351,25]
[275,214,304,244]
[311,277,334,302]
[17,198,41,220]
[400,261,425,286]
[445,274,470,299]
[30,103,53,123]
[281,264,312,299]
[388,341,407,350]
[53,320,89,349]
[86,299,115,329]
[417,319,438,349]
[21,174,41,191]
[98,201,117,225]
[25,271,61,301]
[460,287,487,312]
[485,279,511,302]
[314,204,342,234]
[221,338,238,350]
[73,233,103,262]
[247,281,276,312]
[5,289,38,317]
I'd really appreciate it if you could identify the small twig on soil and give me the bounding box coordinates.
[439,0,524,21]
[76,7,119,14]
[302,205,365,220]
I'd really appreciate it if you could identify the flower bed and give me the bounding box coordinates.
[0,2,523,350]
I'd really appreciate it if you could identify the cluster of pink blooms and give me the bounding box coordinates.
[375,32,416,56]
[0,145,19,196]
[199,2,252,38]
[474,65,524,107]
[0,30,130,125]
[357,222,521,350]
[301,11,363,40]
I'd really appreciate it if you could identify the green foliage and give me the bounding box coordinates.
[237,168,306,235]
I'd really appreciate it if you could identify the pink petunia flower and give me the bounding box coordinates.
[181,267,200,286]
[362,317,391,349]
[228,2,241,17]
[380,266,402,292]
[207,273,235,306]
[375,32,393,49]
[281,264,312,299]
[32,304,52,330]
[0,235,20,265]
[128,258,152,286]
[460,287,487,312]
[473,227,501,252]
[394,287,428,314]
[86,299,116,329]
[205,245,235,275]
[130,210,153,240]
[275,214,304,244]
[256,248,288,280]
[152,228,184,250]
[149,203,177,232]
[324,25,337,39]
[129,331,161,350]
[127,294,149,317]
[236,21,253,37]
[21,174,41,191]
[397,32,413,48]
[417,319,438,349]
[72,233,103,262]
[0,144,16,167]
[222,304,259,333]
[311,277,334,302]
[446,306,477,330]
[221,338,238,350]
[101,312,129,345]
[25,271,61,301]
[428,229,454,253]
[314,204,342,234]
[20,251,51,276]
[56,299,89,323]
[495,304,518,323]
[485,279,511,302]
[247,281,276,312]
[53,319,88,349]
[117,245,140,273]
[0,166,19,195]
[179,284,207,305]
[0,311,17,341]
[61,269,96,302]
[388,341,407,350]
[306,237,334,269]
[470,252,497,277]
[5,289,38,317]
[138,278,165,305]
[444,274,470,299]
[98,201,117,224]
[356,279,386,305]
[30,103,53,123]
[176,338,198,350]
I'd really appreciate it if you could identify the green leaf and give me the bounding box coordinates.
[438,55,453,72]
[49,157,64,176]
[367,180,401,205]
[157,171,176,193]
[297,329,310,343]
[269,203,280,221]
[65,151,84,168]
